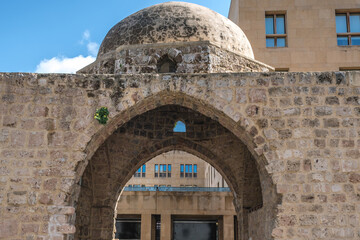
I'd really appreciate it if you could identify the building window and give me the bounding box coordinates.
[265,13,286,47]
[336,11,360,46]
[180,164,184,178]
[193,164,197,178]
[185,164,193,178]
[155,164,171,178]
[134,164,146,177]
[159,164,166,178]
[155,164,159,177]
[168,164,172,177]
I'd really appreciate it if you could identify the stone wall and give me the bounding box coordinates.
[0,71,359,239]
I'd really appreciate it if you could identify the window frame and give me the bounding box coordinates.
[265,11,287,48]
[336,9,360,46]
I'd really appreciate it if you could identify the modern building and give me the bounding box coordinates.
[117,151,233,240]
[126,150,207,188]
[229,0,360,71]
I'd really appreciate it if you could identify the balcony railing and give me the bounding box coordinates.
[123,186,231,192]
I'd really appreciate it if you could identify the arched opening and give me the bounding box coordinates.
[157,55,177,73]
[115,150,235,240]
[173,120,186,133]
[74,104,279,240]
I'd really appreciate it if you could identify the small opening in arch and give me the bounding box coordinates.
[173,120,186,132]
[157,55,177,73]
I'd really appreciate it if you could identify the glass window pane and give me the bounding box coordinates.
[189,165,192,173]
[337,36,349,46]
[276,15,285,34]
[336,14,348,33]
[168,164,171,172]
[155,164,158,172]
[137,168,141,173]
[266,38,275,47]
[142,165,146,173]
[185,165,189,173]
[277,38,286,47]
[352,36,360,45]
[180,165,184,172]
[194,164,197,173]
[265,15,274,34]
[350,13,360,32]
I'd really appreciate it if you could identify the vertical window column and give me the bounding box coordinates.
[155,164,159,177]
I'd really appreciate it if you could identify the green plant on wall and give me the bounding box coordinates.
[94,107,109,125]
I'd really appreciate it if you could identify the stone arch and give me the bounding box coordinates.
[73,100,280,240]
[74,91,269,186]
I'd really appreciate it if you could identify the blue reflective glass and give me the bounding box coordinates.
[265,16,274,34]
[189,165,192,173]
[194,165,197,173]
[155,164,158,172]
[142,165,146,173]
[173,121,186,132]
[277,38,286,47]
[336,14,348,33]
[276,15,285,34]
[266,38,275,47]
[168,164,171,172]
[180,165,184,172]
[352,36,360,45]
[185,165,189,173]
[337,36,349,46]
[137,168,141,173]
[350,14,360,32]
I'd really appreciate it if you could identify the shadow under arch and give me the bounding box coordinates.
[75,91,268,185]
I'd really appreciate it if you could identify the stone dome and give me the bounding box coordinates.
[98,2,254,59]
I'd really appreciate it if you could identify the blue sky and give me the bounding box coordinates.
[0,0,231,73]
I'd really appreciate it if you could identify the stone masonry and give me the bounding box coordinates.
[0,71,360,239]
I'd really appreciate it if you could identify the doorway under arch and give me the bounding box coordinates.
[74,104,280,240]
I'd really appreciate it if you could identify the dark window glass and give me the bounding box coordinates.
[173,220,218,240]
[350,13,360,32]
[266,38,275,47]
[276,15,285,34]
[277,38,286,47]
[115,219,141,240]
[336,14,347,33]
[265,16,274,34]
[337,36,349,46]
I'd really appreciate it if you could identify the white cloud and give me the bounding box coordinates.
[87,42,99,56]
[35,55,95,74]
[83,30,90,41]
[35,30,99,73]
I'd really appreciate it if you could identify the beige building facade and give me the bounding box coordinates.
[229,0,360,71]
[126,150,207,187]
